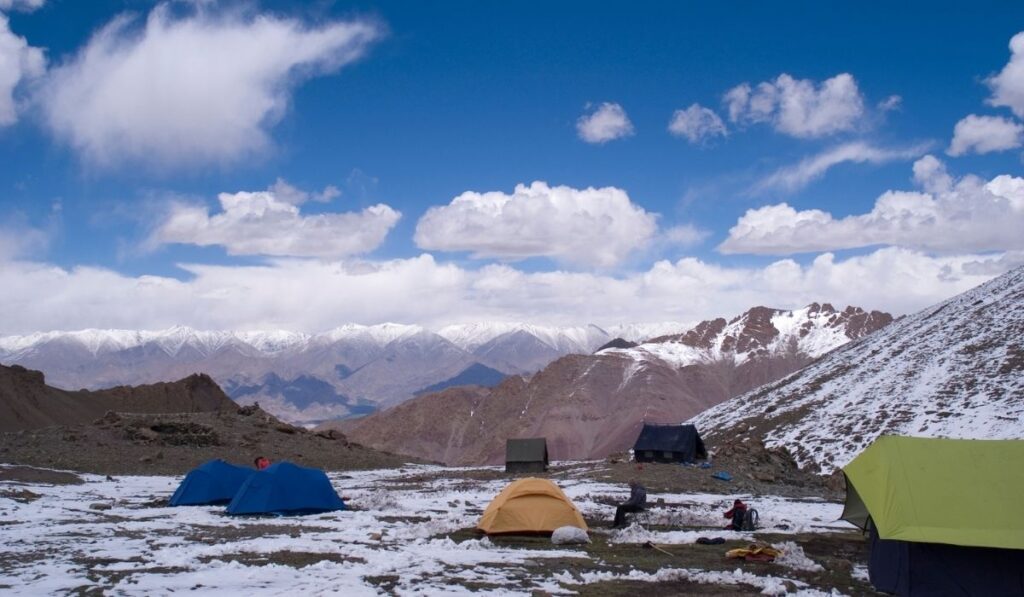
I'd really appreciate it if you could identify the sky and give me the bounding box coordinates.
[1,0,1023,334]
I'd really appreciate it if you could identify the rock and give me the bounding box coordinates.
[551,526,590,545]
[825,470,846,492]
[89,502,112,511]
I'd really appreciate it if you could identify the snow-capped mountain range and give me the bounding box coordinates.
[0,321,681,359]
[0,320,687,425]
[346,303,893,464]
[690,265,1024,474]
[600,303,891,370]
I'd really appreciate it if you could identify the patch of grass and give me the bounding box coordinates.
[364,574,400,592]
[0,488,42,503]
[439,526,873,596]
[200,551,366,567]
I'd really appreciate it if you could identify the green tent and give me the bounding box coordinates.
[842,435,1024,550]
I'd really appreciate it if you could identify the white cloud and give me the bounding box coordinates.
[0,221,47,260]
[756,141,932,193]
[0,249,1013,335]
[947,114,1024,156]
[576,102,634,144]
[724,73,866,138]
[267,178,341,205]
[987,31,1024,118]
[0,13,45,126]
[151,187,400,258]
[38,3,380,168]
[414,181,658,268]
[0,0,45,11]
[667,103,727,144]
[721,156,1024,255]
[877,95,902,112]
[662,224,710,247]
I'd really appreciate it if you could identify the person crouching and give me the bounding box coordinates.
[724,499,747,530]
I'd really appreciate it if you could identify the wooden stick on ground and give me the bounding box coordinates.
[643,541,675,556]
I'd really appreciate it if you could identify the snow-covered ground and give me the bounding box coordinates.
[1,463,852,595]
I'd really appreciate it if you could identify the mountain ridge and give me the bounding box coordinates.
[689,266,1024,474]
[347,302,893,464]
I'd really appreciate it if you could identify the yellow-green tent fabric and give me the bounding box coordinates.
[842,436,1024,550]
[477,477,588,535]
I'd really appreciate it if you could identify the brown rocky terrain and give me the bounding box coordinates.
[0,363,416,474]
[0,363,235,433]
[346,303,893,465]
[0,404,417,475]
[346,351,798,465]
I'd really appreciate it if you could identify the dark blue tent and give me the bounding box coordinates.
[632,423,707,463]
[169,459,254,506]
[226,462,346,516]
[868,525,1024,595]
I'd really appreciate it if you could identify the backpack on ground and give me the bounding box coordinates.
[741,508,759,531]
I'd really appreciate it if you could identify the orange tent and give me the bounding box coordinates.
[477,477,588,535]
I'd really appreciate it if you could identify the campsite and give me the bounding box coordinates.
[2,3,1023,595]
[1,459,875,595]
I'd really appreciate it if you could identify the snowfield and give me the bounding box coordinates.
[1,463,853,595]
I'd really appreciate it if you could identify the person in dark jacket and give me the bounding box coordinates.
[724,499,747,530]
[613,479,647,528]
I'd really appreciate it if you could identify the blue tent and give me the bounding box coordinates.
[226,462,346,516]
[169,459,254,506]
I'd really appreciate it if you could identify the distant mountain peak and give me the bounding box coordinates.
[691,266,1024,474]
[601,303,893,369]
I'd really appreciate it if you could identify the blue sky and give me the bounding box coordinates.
[1,0,1023,334]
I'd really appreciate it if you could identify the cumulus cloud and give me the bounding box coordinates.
[947,114,1024,156]
[414,181,658,267]
[38,3,380,168]
[0,13,45,126]
[0,248,1013,335]
[724,73,866,138]
[721,156,1024,255]
[667,103,727,144]
[756,141,932,193]
[987,31,1024,118]
[151,186,401,258]
[576,102,634,144]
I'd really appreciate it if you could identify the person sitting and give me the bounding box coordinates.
[724,499,747,530]
[613,478,647,528]
[254,456,271,470]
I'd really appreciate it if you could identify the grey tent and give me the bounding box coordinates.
[505,438,549,473]
[632,423,707,463]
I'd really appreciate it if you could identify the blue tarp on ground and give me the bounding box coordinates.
[226,461,346,516]
[169,459,254,506]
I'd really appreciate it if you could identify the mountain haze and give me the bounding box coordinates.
[0,322,681,425]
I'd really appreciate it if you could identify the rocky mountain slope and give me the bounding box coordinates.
[0,364,235,433]
[690,265,1024,474]
[0,322,681,425]
[347,303,892,464]
[0,405,415,475]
